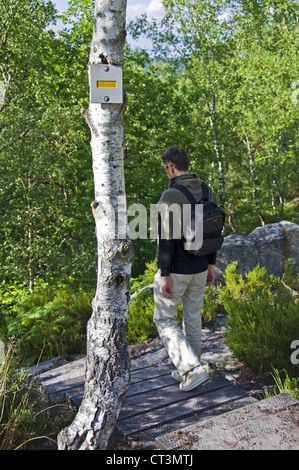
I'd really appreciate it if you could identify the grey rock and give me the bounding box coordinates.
[215,221,299,282]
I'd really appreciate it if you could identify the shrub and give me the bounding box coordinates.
[220,263,299,374]
[128,261,157,343]
[130,261,156,294]
[201,285,218,325]
[128,289,157,343]
[0,340,75,449]
[3,283,93,365]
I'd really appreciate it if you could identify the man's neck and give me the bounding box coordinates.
[172,170,189,178]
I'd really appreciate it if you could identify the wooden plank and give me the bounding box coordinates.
[127,374,175,397]
[43,360,174,406]
[130,348,168,372]
[117,380,248,436]
[40,370,85,395]
[26,357,68,377]
[56,363,175,405]
[38,357,86,380]
[64,364,174,408]
[130,363,174,384]
[40,358,172,397]
[38,358,86,394]
[155,393,299,450]
[123,395,257,450]
[118,375,230,421]
[65,386,85,408]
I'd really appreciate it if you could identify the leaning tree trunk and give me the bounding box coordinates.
[57,0,133,450]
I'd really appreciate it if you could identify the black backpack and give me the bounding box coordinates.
[173,181,225,256]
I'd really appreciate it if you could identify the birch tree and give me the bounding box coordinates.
[57,0,133,450]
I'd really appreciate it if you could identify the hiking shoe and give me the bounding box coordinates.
[171,370,183,382]
[179,365,210,392]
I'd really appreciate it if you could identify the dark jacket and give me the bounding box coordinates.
[157,173,217,276]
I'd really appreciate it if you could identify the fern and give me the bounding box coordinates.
[3,284,93,365]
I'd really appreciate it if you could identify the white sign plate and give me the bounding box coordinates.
[90,64,123,104]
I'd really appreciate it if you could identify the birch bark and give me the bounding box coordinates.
[243,131,265,226]
[57,0,132,450]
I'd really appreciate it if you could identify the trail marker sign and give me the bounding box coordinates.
[90,64,123,104]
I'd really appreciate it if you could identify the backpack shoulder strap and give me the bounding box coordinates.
[172,183,197,205]
[201,181,210,202]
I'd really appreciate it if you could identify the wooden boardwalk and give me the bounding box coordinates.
[156,393,299,450]
[38,346,256,449]
[114,355,256,449]
[37,329,299,450]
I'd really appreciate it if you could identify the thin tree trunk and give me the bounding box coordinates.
[195,33,226,210]
[244,131,265,226]
[272,134,284,219]
[57,0,133,450]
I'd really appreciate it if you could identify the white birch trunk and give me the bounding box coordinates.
[244,132,265,227]
[57,0,133,450]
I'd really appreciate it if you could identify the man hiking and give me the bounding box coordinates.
[153,146,218,391]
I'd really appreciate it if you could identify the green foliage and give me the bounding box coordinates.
[0,340,75,449]
[1,0,298,294]
[128,289,157,343]
[266,368,299,401]
[0,0,298,380]
[130,261,156,294]
[129,0,299,234]
[221,263,299,374]
[283,259,299,292]
[0,344,38,450]
[201,285,218,325]
[0,0,95,291]
[2,283,93,365]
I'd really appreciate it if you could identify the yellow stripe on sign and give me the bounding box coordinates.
[96,80,117,88]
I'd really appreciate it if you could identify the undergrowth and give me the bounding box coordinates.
[221,262,299,375]
[0,260,298,449]
[0,282,93,365]
[264,368,299,401]
[1,261,298,377]
[0,341,75,450]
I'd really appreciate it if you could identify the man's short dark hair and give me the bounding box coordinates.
[162,146,189,172]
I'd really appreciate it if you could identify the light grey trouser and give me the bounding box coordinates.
[153,269,208,376]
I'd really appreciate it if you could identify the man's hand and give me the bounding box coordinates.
[162,276,173,299]
[206,265,215,285]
